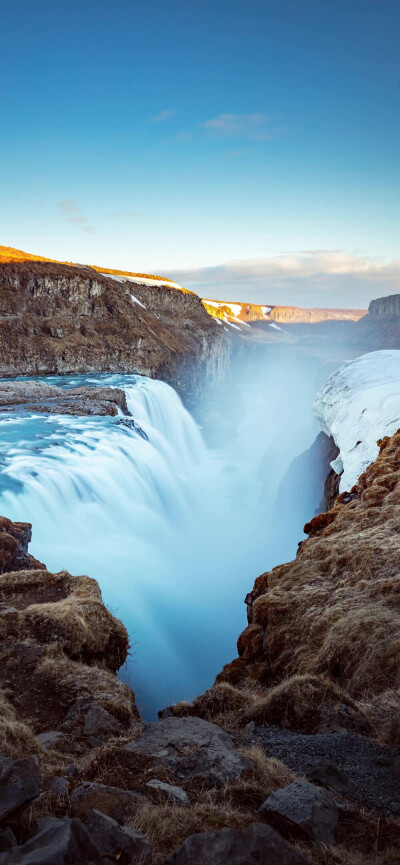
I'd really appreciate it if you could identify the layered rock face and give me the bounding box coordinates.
[369,293,400,319]
[203,298,366,325]
[0,261,231,405]
[353,292,400,349]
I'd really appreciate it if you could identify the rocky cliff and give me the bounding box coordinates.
[0,261,231,405]
[368,294,400,319]
[202,298,366,325]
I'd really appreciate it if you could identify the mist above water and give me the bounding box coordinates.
[0,346,338,718]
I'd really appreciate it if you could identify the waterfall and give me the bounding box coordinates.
[0,359,324,718]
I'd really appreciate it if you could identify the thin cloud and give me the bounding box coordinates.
[171,252,400,309]
[149,110,175,123]
[201,113,275,141]
[58,200,92,232]
[107,209,139,220]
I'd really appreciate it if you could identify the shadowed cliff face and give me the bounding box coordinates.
[214,429,400,744]
[0,261,232,405]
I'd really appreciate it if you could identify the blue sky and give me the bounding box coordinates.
[0,0,399,306]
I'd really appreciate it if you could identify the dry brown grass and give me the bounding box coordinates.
[130,803,252,863]
[0,688,39,758]
[237,431,400,742]
[0,244,190,292]
[0,569,129,670]
[171,682,258,729]
[223,745,298,810]
[34,651,136,726]
[243,674,368,733]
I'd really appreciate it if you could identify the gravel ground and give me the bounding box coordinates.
[253,725,400,816]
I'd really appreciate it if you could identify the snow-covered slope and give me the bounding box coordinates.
[314,350,400,492]
[100,272,183,289]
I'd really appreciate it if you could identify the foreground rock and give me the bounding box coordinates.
[0,381,129,416]
[85,809,151,863]
[125,716,254,787]
[259,779,339,844]
[70,783,147,823]
[162,823,315,864]
[0,560,137,741]
[0,818,102,864]
[0,756,41,821]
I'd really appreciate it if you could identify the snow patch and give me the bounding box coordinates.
[130,293,146,309]
[224,303,242,318]
[314,350,400,492]
[225,320,241,331]
[261,306,272,317]
[268,322,282,331]
[100,273,182,289]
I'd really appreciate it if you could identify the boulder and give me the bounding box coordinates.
[0,818,102,864]
[85,809,151,864]
[162,823,314,864]
[259,780,339,844]
[307,759,355,796]
[36,731,67,751]
[125,716,253,788]
[0,756,41,822]
[70,782,147,824]
[60,697,124,740]
[0,827,17,851]
[49,776,70,796]
[146,779,188,803]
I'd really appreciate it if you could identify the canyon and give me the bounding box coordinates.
[0,249,400,863]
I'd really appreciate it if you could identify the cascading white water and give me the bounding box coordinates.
[0,357,327,718]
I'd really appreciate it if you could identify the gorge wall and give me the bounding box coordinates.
[203,298,366,325]
[0,260,232,406]
[368,293,400,319]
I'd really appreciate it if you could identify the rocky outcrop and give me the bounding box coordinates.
[0,261,232,405]
[125,716,254,788]
[0,522,138,755]
[162,824,314,865]
[0,381,129,416]
[259,780,339,844]
[368,293,400,319]
[219,429,400,747]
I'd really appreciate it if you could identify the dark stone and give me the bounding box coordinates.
[307,759,355,795]
[146,779,188,803]
[0,755,41,822]
[49,776,69,796]
[85,809,151,864]
[115,418,149,440]
[162,823,314,864]
[0,817,102,864]
[125,716,253,788]
[36,731,66,751]
[60,697,123,740]
[0,827,17,851]
[70,782,147,824]
[259,780,339,844]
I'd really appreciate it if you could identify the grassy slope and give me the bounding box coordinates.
[0,244,183,289]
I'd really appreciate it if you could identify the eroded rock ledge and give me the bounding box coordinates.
[0,381,130,416]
